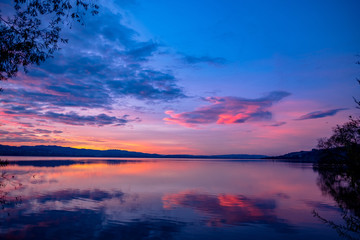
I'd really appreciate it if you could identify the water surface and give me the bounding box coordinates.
[0,157,353,239]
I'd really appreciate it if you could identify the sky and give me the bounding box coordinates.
[0,0,360,155]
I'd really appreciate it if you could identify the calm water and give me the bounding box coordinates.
[0,157,356,239]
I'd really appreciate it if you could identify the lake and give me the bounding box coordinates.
[0,157,357,240]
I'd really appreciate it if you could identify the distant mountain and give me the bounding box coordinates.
[0,144,267,159]
[264,149,322,162]
[0,145,161,158]
[163,154,267,159]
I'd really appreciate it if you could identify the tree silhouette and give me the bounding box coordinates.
[354,60,360,109]
[313,63,360,239]
[355,79,360,109]
[0,0,99,84]
[317,116,360,168]
[314,117,360,240]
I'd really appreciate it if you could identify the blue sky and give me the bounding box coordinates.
[131,0,359,56]
[1,0,359,155]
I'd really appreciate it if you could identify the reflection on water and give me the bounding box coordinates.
[313,163,360,240]
[163,191,293,232]
[0,158,353,239]
[0,160,22,214]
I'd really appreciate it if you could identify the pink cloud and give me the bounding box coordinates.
[164,91,290,127]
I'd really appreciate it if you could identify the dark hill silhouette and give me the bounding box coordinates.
[264,149,322,162]
[0,144,267,159]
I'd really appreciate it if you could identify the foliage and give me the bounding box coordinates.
[318,116,360,149]
[355,60,360,109]
[317,116,360,167]
[355,79,360,109]
[0,0,99,82]
[0,159,8,167]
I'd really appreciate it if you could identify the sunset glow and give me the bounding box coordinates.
[0,0,359,155]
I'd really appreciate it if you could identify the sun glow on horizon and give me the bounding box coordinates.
[0,0,359,155]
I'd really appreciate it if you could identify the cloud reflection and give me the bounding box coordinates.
[162,191,294,232]
[0,185,184,240]
[0,208,185,240]
[34,189,124,203]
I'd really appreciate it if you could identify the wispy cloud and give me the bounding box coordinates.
[0,128,68,144]
[107,69,185,100]
[164,91,290,128]
[123,41,160,62]
[296,108,347,120]
[1,104,137,127]
[181,54,227,66]
[266,122,287,127]
[34,129,54,134]
[41,111,137,126]
[1,8,186,128]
